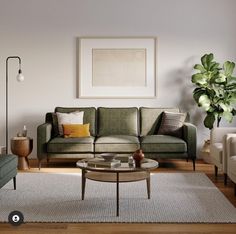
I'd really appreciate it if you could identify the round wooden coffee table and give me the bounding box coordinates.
[11,137,33,170]
[76,157,158,216]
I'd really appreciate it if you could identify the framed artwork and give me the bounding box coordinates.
[78,37,157,98]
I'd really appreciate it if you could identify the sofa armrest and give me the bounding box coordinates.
[37,123,52,161]
[183,122,197,160]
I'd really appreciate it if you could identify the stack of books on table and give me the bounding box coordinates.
[87,158,121,168]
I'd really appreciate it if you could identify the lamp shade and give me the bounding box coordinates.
[16,70,24,82]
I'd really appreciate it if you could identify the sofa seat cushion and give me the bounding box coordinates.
[95,135,140,153]
[0,155,17,179]
[140,135,187,153]
[47,136,94,153]
[211,143,223,164]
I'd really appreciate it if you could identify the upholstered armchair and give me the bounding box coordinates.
[210,127,236,185]
[227,135,236,195]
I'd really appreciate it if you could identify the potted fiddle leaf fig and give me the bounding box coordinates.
[192,53,236,129]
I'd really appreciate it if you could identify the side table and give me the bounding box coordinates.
[11,137,33,170]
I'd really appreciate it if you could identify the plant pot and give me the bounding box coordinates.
[201,139,212,164]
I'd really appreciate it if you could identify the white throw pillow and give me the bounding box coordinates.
[56,111,84,135]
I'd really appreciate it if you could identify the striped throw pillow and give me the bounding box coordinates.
[157,111,186,137]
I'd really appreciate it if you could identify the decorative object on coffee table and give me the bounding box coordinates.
[5,56,24,154]
[87,158,121,168]
[100,153,117,162]
[133,149,144,167]
[11,137,33,170]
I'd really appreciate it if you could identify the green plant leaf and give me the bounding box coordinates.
[206,88,215,98]
[215,73,226,83]
[207,107,215,112]
[192,73,207,85]
[194,64,206,72]
[201,54,208,69]
[227,76,236,84]
[199,94,211,111]
[225,84,236,92]
[229,93,236,103]
[218,102,232,112]
[201,53,214,70]
[223,111,233,122]
[223,61,235,76]
[212,85,225,98]
[232,109,236,116]
[204,113,215,129]
[193,88,206,102]
[209,62,220,71]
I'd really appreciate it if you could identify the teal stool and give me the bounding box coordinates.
[0,155,17,189]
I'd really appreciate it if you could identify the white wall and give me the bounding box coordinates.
[0,0,236,158]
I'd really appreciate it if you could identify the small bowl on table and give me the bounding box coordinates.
[100,153,117,162]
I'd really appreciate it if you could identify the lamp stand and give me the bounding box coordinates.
[6,56,23,154]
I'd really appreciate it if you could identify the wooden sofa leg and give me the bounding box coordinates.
[234,183,236,196]
[13,177,16,190]
[38,160,42,170]
[192,159,195,171]
[224,173,227,185]
[214,166,218,177]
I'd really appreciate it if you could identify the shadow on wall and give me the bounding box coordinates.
[164,56,211,156]
[165,56,204,127]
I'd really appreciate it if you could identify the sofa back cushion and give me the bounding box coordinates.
[140,107,180,136]
[98,107,138,136]
[46,107,96,136]
[56,111,84,135]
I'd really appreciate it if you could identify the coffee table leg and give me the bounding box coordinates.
[116,172,119,217]
[146,172,150,199]
[82,169,86,200]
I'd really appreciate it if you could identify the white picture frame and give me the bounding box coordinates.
[78,37,157,98]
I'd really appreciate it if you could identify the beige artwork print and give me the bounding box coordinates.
[92,49,146,87]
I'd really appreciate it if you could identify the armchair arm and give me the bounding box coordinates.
[183,122,197,160]
[224,134,236,173]
[210,127,236,144]
[229,135,236,156]
[37,123,52,161]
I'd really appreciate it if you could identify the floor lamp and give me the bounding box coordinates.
[6,56,24,154]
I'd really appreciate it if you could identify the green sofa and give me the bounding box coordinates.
[37,107,197,170]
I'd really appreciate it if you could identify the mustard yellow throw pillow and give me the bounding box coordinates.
[63,124,90,138]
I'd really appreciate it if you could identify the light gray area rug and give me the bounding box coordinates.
[0,172,236,223]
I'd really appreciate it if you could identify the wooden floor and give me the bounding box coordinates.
[0,159,236,234]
